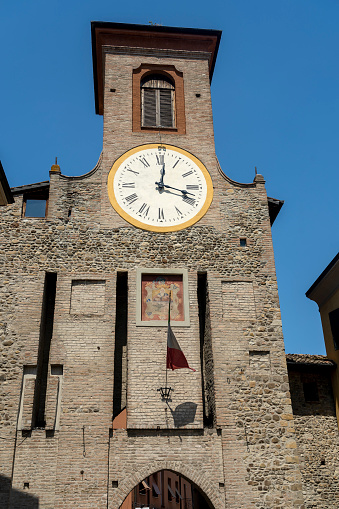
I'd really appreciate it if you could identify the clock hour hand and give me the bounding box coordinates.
[155,182,195,196]
[158,163,165,188]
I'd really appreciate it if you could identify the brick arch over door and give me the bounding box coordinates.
[114,460,224,509]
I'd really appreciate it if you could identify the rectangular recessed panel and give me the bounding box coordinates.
[222,281,256,320]
[45,376,60,430]
[70,280,105,315]
[33,272,57,428]
[249,351,270,370]
[22,378,36,430]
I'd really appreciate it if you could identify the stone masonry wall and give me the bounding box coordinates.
[1,169,304,508]
[288,367,339,508]
[0,42,306,509]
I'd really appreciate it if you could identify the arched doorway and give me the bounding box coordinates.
[119,469,214,509]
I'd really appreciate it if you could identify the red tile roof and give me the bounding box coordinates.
[286,353,336,367]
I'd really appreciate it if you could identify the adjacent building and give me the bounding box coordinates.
[306,252,339,427]
[0,161,13,206]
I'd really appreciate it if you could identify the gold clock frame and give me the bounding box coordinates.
[107,143,213,232]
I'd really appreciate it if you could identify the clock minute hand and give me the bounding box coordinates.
[158,183,195,196]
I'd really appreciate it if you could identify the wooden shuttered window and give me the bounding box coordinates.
[143,89,157,127]
[159,89,173,127]
[141,75,175,128]
[329,308,339,350]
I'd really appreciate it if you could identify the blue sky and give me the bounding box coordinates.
[1,0,338,354]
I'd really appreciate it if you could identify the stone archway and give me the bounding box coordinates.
[114,461,222,509]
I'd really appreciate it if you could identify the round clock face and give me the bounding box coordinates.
[107,144,213,232]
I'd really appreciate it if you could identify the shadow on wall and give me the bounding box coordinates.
[288,369,336,417]
[167,402,197,427]
[0,474,39,508]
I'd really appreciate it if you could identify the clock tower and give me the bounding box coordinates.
[1,22,306,509]
[89,22,304,508]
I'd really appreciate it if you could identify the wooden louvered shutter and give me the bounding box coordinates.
[142,88,157,127]
[141,74,175,128]
[159,89,173,127]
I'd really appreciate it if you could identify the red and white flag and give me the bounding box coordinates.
[166,323,196,371]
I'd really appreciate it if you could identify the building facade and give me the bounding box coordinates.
[287,354,339,508]
[0,161,13,206]
[306,252,339,427]
[2,21,337,509]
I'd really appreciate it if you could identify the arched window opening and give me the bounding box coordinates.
[141,74,175,128]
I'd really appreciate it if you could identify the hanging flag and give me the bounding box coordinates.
[167,324,196,371]
[166,290,195,371]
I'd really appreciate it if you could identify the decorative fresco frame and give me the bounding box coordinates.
[136,268,190,327]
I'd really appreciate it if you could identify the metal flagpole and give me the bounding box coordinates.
[166,290,171,388]
[158,289,172,401]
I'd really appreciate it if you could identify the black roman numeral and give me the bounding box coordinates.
[183,196,196,206]
[186,184,199,190]
[158,208,165,221]
[126,167,139,176]
[125,193,138,204]
[138,203,150,217]
[175,207,183,217]
[122,182,135,188]
[182,170,193,178]
[139,157,150,167]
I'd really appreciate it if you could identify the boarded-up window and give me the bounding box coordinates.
[222,281,256,320]
[249,350,270,371]
[329,308,339,350]
[141,75,175,128]
[70,280,105,315]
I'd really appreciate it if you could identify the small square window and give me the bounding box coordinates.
[303,381,319,402]
[51,365,63,376]
[25,199,46,217]
[22,191,48,218]
[240,238,247,247]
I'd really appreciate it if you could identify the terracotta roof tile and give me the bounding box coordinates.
[286,353,336,367]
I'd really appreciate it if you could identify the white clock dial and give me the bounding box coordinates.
[107,144,213,232]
